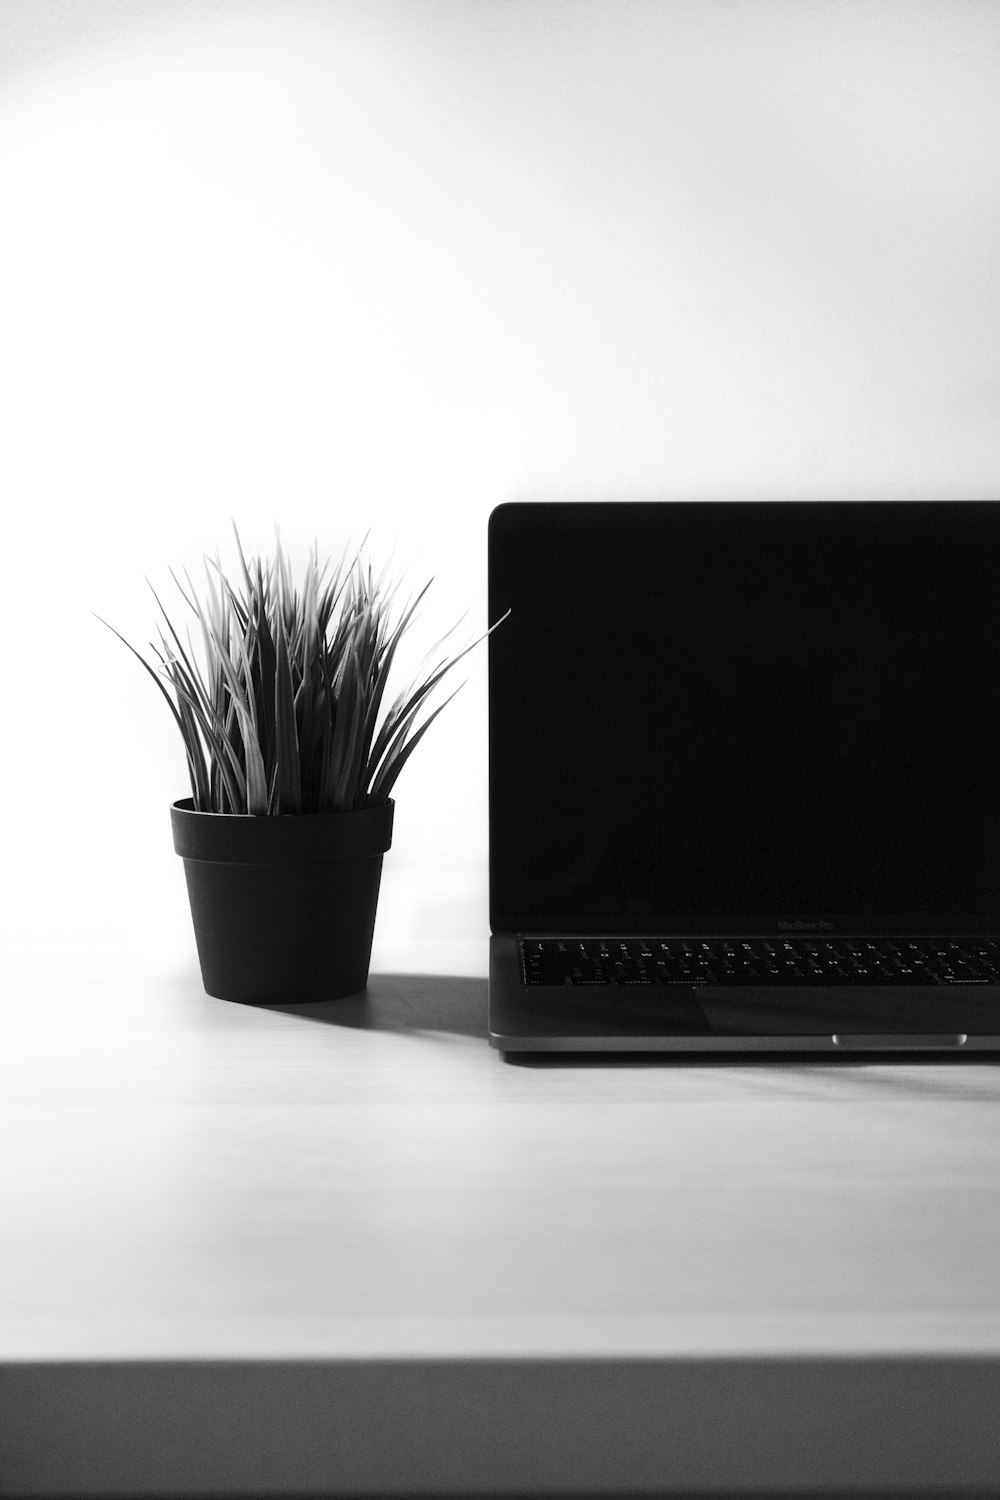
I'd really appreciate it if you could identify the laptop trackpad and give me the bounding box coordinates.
[831,1033,967,1049]
[699,985,1000,1036]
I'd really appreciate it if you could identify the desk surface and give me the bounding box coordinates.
[4,942,1000,1496]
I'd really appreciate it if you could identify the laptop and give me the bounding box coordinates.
[487,500,1000,1055]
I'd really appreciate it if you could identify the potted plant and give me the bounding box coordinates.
[99,525,500,1004]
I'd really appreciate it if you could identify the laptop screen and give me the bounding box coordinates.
[488,501,1000,936]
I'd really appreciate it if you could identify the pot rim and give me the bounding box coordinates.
[170,796,394,864]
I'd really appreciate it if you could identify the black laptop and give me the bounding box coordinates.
[487,500,1000,1055]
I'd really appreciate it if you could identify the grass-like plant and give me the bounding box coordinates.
[98,525,502,816]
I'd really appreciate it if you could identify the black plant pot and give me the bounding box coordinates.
[170,798,394,1004]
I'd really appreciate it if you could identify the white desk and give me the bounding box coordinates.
[3,944,1000,1496]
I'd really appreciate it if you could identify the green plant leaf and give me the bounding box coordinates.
[102,529,508,818]
[272,611,301,813]
[153,644,248,812]
[368,685,463,804]
[94,614,199,788]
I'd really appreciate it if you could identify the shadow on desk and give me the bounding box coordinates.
[260,973,489,1040]
[256,978,999,1095]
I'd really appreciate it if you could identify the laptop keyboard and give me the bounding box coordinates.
[521,937,1000,987]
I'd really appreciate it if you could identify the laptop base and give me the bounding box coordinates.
[488,938,1000,1055]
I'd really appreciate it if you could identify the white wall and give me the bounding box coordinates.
[2,1,998,970]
